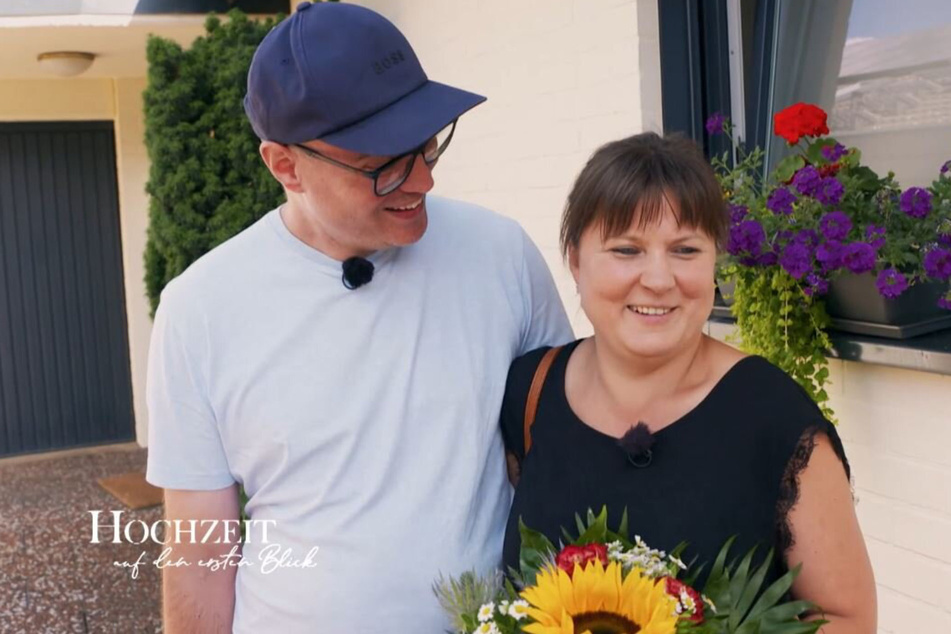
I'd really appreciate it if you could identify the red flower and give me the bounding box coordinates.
[665,577,705,624]
[556,545,588,575]
[773,103,829,145]
[555,543,609,576]
[819,162,842,178]
[582,543,609,567]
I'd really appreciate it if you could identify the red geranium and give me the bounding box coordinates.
[665,577,706,624]
[773,102,829,145]
[555,543,609,576]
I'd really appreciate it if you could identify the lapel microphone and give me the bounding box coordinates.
[618,422,655,468]
[342,256,374,290]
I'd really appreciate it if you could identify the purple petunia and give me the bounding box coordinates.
[875,268,908,299]
[804,273,830,296]
[923,247,951,280]
[939,296,951,310]
[900,187,932,219]
[727,220,767,257]
[767,188,797,215]
[821,143,848,163]
[757,251,779,266]
[729,204,748,223]
[792,166,822,196]
[842,242,877,274]
[939,234,951,248]
[816,240,844,272]
[792,229,820,249]
[706,113,726,136]
[941,160,951,175]
[820,211,852,241]
[780,242,813,279]
[814,177,845,206]
[865,225,887,250]
[772,230,794,252]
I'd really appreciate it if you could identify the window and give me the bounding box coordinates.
[660,0,951,188]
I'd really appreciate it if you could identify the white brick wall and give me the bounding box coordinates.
[827,360,951,632]
[354,0,662,336]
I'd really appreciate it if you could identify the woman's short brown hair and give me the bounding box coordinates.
[560,132,727,258]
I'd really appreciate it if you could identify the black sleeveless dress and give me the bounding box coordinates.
[500,340,850,589]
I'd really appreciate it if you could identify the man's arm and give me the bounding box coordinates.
[517,228,574,352]
[162,484,241,634]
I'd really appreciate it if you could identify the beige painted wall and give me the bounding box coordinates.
[0,79,114,120]
[113,78,151,447]
[0,77,152,448]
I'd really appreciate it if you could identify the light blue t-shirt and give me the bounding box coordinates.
[146,196,573,632]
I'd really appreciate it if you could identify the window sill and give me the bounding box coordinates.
[707,317,951,377]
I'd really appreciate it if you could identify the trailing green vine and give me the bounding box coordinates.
[722,264,835,422]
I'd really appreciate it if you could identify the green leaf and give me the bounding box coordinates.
[576,506,609,545]
[701,536,737,601]
[754,599,819,624]
[757,619,824,634]
[744,563,803,623]
[733,550,775,623]
[518,517,554,585]
[726,547,758,629]
[773,155,806,184]
[804,138,839,164]
[575,513,587,537]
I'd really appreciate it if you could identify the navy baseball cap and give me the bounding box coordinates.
[244,2,486,156]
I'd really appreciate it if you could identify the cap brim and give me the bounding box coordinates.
[319,81,486,156]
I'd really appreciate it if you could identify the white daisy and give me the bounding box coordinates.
[477,602,495,622]
[508,599,530,620]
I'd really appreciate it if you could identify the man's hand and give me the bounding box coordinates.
[162,484,241,634]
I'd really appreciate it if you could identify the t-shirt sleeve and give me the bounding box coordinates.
[500,347,552,461]
[145,287,235,491]
[517,228,574,355]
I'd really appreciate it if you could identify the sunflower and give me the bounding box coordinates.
[520,561,679,634]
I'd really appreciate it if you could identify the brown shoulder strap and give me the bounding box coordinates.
[523,346,562,456]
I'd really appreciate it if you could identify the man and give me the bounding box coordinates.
[145,2,572,632]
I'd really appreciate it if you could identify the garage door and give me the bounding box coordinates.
[0,121,134,457]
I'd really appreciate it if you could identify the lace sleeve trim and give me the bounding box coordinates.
[775,424,852,555]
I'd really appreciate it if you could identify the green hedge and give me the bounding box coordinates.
[143,9,285,316]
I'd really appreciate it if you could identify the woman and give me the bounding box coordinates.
[501,133,876,632]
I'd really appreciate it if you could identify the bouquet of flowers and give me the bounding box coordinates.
[433,507,823,634]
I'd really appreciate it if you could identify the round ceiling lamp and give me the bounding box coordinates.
[37,52,97,77]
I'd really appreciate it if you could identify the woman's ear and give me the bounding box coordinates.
[568,243,581,288]
[260,141,304,193]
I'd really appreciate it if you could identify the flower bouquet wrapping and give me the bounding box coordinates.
[434,507,823,634]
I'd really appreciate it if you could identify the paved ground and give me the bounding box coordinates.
[0,444,163,633]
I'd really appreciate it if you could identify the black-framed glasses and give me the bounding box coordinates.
[293,120,457,196]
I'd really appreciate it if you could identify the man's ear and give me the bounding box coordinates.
[260,141,304,193]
